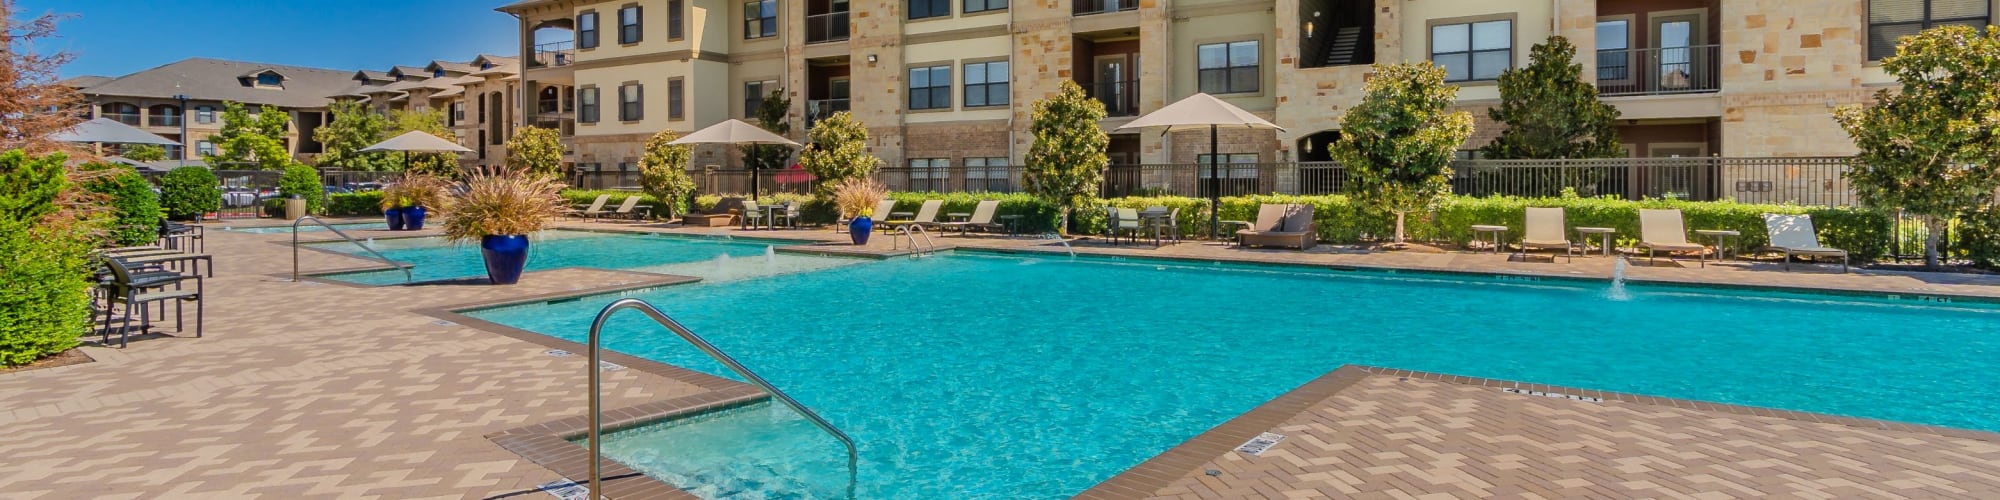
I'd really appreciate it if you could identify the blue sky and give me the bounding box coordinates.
[23,0,521,78]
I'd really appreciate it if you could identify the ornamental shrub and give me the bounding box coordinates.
[326,191,385,216]
[0,151,97,366]
[81,163,162,246]
[278,163,324,215]
[159,166,220,221]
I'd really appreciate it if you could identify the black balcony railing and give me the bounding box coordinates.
[103,113,141,126]
[530,41,575,68]
[806,98,850,129]
[1074,0,1137,16]
[148,115,183,127]
[1597,44,1720,96]
[806,11,849,44]
[1085,80,1140,117]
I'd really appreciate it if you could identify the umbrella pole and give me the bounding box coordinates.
[1208,124,1220,240]
[750,144,760,202]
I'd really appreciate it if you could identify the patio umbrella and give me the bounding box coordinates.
[669,119,800,201]
[1113,93,1284,239]
[50,117,183,146]
[361,130,473,169]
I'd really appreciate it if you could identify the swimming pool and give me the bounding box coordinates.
[466,251,2000,499]
[309,230,856,285]
[223,222,388,234]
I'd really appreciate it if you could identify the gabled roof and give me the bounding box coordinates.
[426,60,477,75]
[388,66,428,80]
[239,68,288,80]
[79,58,355,109]
[353,70,394,83]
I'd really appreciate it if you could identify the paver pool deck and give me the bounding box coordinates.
[2,218,1998,499]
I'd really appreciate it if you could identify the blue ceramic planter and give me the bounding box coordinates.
[384,207,406,231]
[402,206,428,230]
[850,216,873,245]
[480,235,530,285]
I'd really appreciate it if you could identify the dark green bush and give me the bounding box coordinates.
[1433,195,1892,261]
[81,163,162,246]
[326,191,385,216]
[159,166,220,221]
[1,151,95,366]
[278,163,324,215]
[1953,207,2000,268]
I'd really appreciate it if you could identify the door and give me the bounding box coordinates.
[1093,56,1130,114]
[1651,14,1702,92]
[1645,142,1710,199]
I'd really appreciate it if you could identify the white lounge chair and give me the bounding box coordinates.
[883,200,943,230]
[564,194,611,220]
[1763,213,1849,273]
[940,200,1003,236]
[1519,207,1576,263]
[1638,209,1707,267]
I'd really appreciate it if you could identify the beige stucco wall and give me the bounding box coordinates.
[575,60,693,137]
[1395,0,1550,102]
[902,5,1009,35]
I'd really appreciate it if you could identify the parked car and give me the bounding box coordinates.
[324,185,353,195]
[350,182,385,192]
[221,187,259,208]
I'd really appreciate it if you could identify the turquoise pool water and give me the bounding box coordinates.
[223,222,387,234]
[466,252,2000,499]
[310,231,852,285]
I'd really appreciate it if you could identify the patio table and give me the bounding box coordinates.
[1470,225,1508,254]
[1575,227,1616,257]
[1696,229,1740,261]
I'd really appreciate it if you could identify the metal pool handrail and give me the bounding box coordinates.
[891,224,936,256]
[585,298,859,500]
[291,216,411,284]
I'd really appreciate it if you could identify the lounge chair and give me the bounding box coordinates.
[882,200,943,230]
[1518,207,1576,263]
[1110,207,1144,244]
[1763,213,1849,273]
[1237,204,1317,250]
[841,200,896,233]
[564,194,612,220]
[1638,208,1707,267]
[940,200,1004,236]
[594,195,643,222]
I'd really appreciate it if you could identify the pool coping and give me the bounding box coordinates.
[417,273,770,500]
[1076,364,2000,499]
[279,228,893,288]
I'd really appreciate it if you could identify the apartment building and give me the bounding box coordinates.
[60,58,353,162]
[494,0,1983,179]
[334,55,526,170]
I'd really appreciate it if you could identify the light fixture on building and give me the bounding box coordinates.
[867,54,878,63]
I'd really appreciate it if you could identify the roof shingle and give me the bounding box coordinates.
[81,58,355,109]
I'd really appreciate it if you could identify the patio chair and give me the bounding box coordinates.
[1519,207,1576,263]
[883,200,943,230]
[738,199,766,230]
[99,257,202,348]
[1237,204,1317,250]
[1147,206,1183,244]
[596,195,643,222]
[939,200,1004,236]
[1638,209,1707,267]
[772,201,801,228]
[160,221,202,252]
[1763,213,1849,273]
[564,194,612,220]
[1111,207,1144,244]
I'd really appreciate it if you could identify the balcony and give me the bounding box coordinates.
[806,99,850,129]
[1085,80,1139,117]
[529,41,575,69]
[103,113,141,126]
[1596,45,1720,97]
[149,115,182,127]
[806,11,849,44]
[1074,0,1137,16]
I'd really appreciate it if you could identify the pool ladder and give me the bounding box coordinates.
[585,298,859,500]
[290,216,412,284]
[892,224,937,256]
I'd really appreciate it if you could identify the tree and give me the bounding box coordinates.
[315,100,391,171]
[797,111,880,199]
[1332,62,1474,245]
[639,130,695,219]
[387,108,461,177]
[505,126,565,178]
[206,101,292,170]
[121,144,167,162]
[741,89,793,196]
[0,1,82,155]
[80,162,161,245]
[0,150,97,366]
[278,162,324,215]
[158,166,220,221]
[1481,36,1623,161]
[1024,80,1109,235]
[1835,25,2000,268]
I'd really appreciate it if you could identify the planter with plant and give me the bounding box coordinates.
[379,173,452,230]
[833,178,888,245]
[442,169,565,284]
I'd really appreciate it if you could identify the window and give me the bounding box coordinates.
[579,87,599,123]
[910,0,950,20]
[668,78,685,120]
[619,84,643,121]
[963,61,1008,107]
[670,0,686,40]
[433,69,446,78]
[196,141,215,157]
[744,0,776,39]
[1431,19,1512,82]
[1596,19,1631,81]
[450,102,463,125]
[744,80,777,118]
[1869,0,1990,60]
[619,5,642,44]
[964,157,1012,192]
[965,0,1006,14]
[909,65,952,110]
[909,158,949,191]
[578,12,599,49]
[255,73,282,87]
[1197,40,1260,94]
[195,105,216,124]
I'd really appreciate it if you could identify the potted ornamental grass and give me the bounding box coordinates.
[380,173,452,230]
[442,168,566,284]
[833,177,887,245]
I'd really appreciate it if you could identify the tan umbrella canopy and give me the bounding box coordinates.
[51,117,184,146]
[1114,93,1285,239]
[362,131,473,169]
[669,119,800,200]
